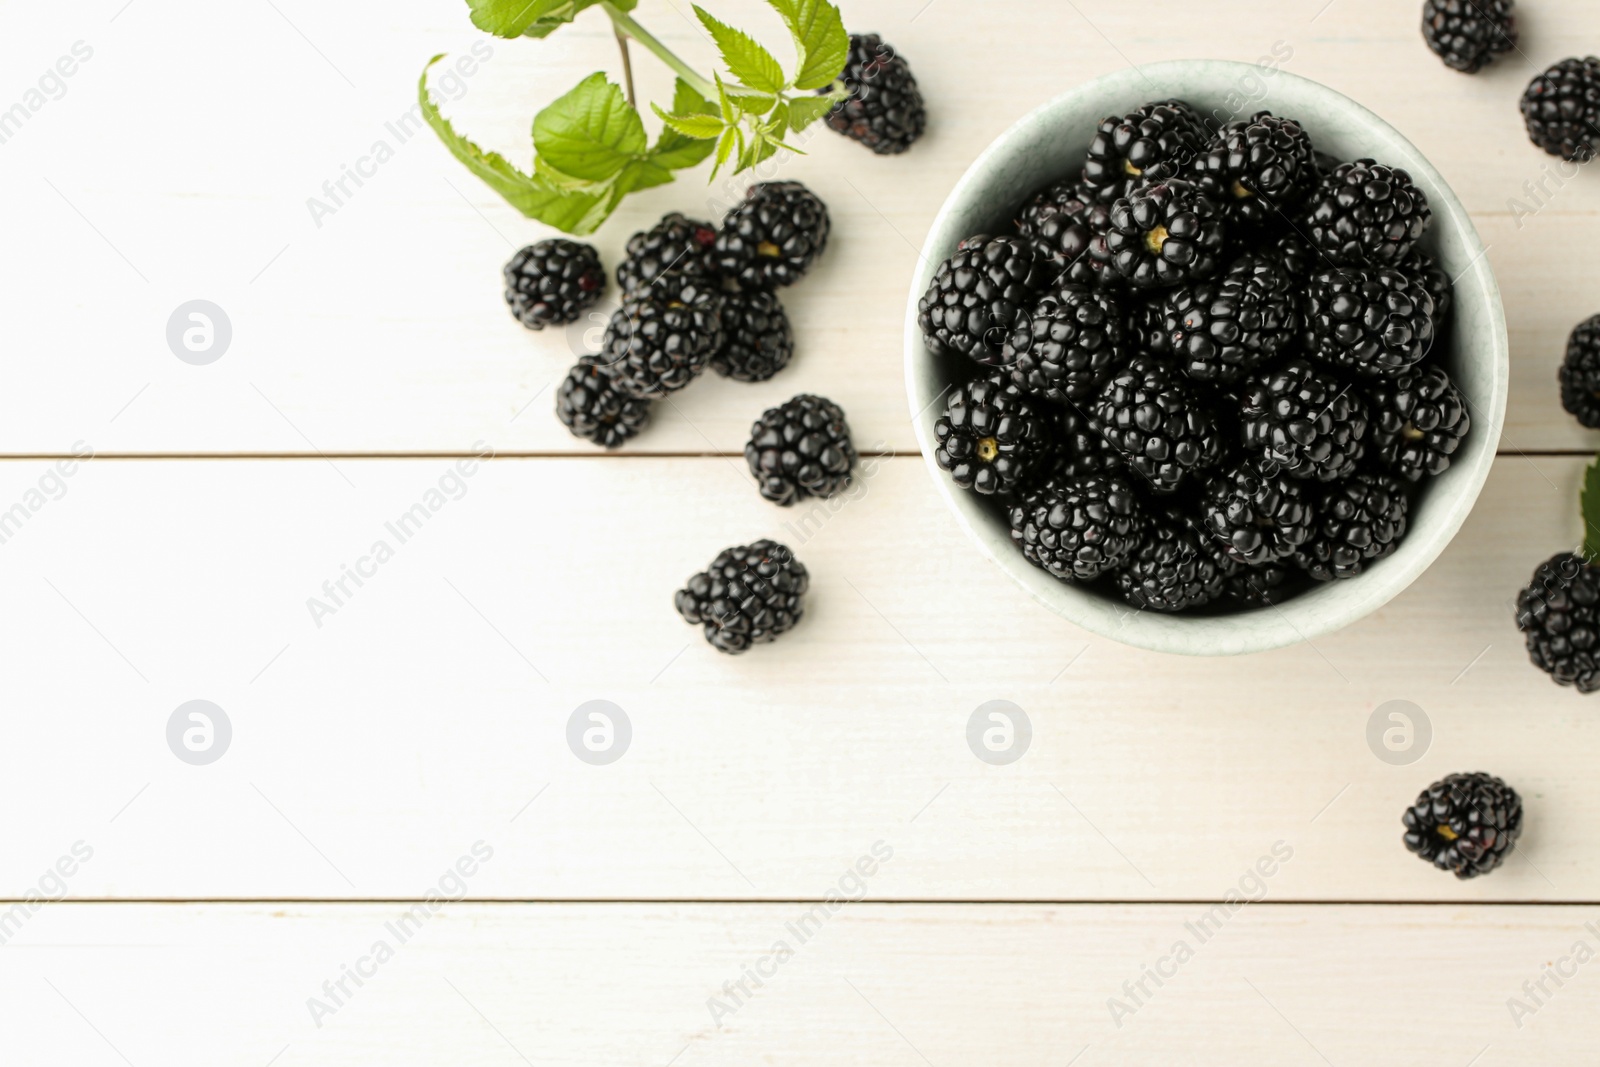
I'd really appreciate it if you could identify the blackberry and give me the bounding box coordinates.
[598,275,724,399]
[1115,518,1228,613]
[715,181,830,289]
[1048,406,1123,480]
[918,235,1047,364]
[616,213,718,295]
[711,287,793,382]
[1368,364,1471,481]
[1200,461,1317,565]
[555,361,650,449]
[1093,355,1225,493]
[934,374,1053,495]
[1422,0,1517,73]
[1303,265,1436,378]
[1270,231,1321,281]
[1105,179,1227,289]
[1163,252,1299,385]
[1402,772,1523,879]
[1003,284,1128,403]
[821,33,926,155]
[1082,101,1208,194]
[1516,551,1600,692]
[1193,111,1317,228]
[1014,182,1115,288]
[1294,473,1409,580]
[1304,160,1432,267]
[745,394,857,506]
[1240,358,1370,481]
[1520,57,1600,162]
[1128,294,1171,355]
[1222,561,1302,606]
[1558,313,1600,428]
[674,540,808,654]
[1402,247,1453,319]
[1006,473,1144,582]
[503,239,606,330]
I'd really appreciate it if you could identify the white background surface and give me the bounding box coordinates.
[3,0,1599,1063]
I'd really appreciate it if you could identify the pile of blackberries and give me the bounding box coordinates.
[917,101,1472,614]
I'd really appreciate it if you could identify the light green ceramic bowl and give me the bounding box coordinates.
[904,60,1507,656]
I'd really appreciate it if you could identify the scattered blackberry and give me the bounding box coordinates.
[1200,462,1317,565]
[1163,252,1299,385]
[1240,358,1370,482]
[1558,313,1600,428]
[1520,56,1600,161]
[1304,160,1432,267]
[674,540,808,654]
[934,374,1054,495]
[1402,772,1523,879]
[1193,111,1317,228]
[1368,364,1471,481]
[1007,473,1144,582]
[556,361,650,449]
[1003,284,1128,403]
[1048,406,1123,480]
[1402,247,1453,319]
[1105,179,1227,289]
[1082,101,1208,195]
[616,213,718,295]
[1294,473,1409,580]
[745,394,857,506]
[1222,561,1302,606]
[821,33,926,155]
[1516,551,1600,692]
[1303,265,1436,378]
[598,275,724,399]
[715,181,830,289]
[503,240,606,330]
[711,287,794,382]
[918,235,1047,364]
[1422,0,1517,73]
[1093,355,1225,493]
[1115,518,1228,613]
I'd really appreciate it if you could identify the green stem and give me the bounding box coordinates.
[600,2,716,100]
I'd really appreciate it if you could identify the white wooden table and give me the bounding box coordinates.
[4,0,1599,1062]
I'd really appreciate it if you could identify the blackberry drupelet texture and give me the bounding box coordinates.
[598,275,724,399]
[1048,407,1124,480]
[935,374,1054,495]
[675,540,809,654]
[1200,462,1318,565]
[1520,56,1600,162]
[1105,179,1228,289]
[1014,182,1114,288]
[615,213,718,295]
[1240,358,1370,482]
[1115,518,1230,613]
[1368,364,1470,481]
[712,287,794,383]
[1295,473,1409,580]
[1222,561,1302,606]
[918,235,1048,364]
[1402,247,1453,319]
[556,361,651,449]
[1082,101,1208,195]
[822,33,926,155]
[1402,772,1523,879]
[1093,354,1225,493]
[1558,313,1600,428]
[1003,284,1128,403]
[1422,0,1517,73]
[1516,551,1600,692]
[1162,252,1299,385]
[503,240,606,330]
[1304,160,1432,267]
[745,394,857,506]
[1128,294,1171,355]
[715,182,830,289]
[1007,473,1145,582]
[1193,111,1317,228]
[1303,265,1436,377]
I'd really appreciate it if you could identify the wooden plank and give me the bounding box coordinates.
[1,0,1597,455]
[0,453,1592,901]
[3,902,1594,1064]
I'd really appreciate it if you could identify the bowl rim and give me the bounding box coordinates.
[902,58,1509,656]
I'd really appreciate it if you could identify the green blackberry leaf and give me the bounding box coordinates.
[784,94,834,132]
[651,80,719,168]
[652,106,726,140]
[693,5,786,94]
[468,0,593,38]
[1583,453,1600,561]
[769,0,848,90]
[532,72,647,182]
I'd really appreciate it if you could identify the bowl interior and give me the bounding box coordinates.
[904,60,1508,656]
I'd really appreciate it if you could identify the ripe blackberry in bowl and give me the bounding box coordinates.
[1558,313,1600,428]
[1007,473,1145,582]
[1014,181,1118,289]
[1368,364,1470,481]
[1240,358,1370,482]
[1115,518,1230,613]
[1520,57,1600,162]
[821,33,926,155]
[598,275,724,400]
[1421,0,1517,74]
[1093,354,1225,493]
[1048,406,1124,480]
[1193,111,1317,229]
[1003,284,1127,403]
[918,235,1048,364]
[1304,159,1431,267]
[1200,461,1318,565]
[934,374,1053,496]
[1516,551,1600,692]
[1303,264,1437,378]
[616,213,718,295]
[503,239,606,330]
[745,394,857,507]
[1294,473,1409,580]
[715,181,830,289]
[1222,561,1303,606]
[556,361,651,449]
[711,287,794,383]
[1402,772,1523,879]
[1082,100,1208,194]
[1105,179,1227,289]
[674,540,808,654]
[1163,252,1299,385]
